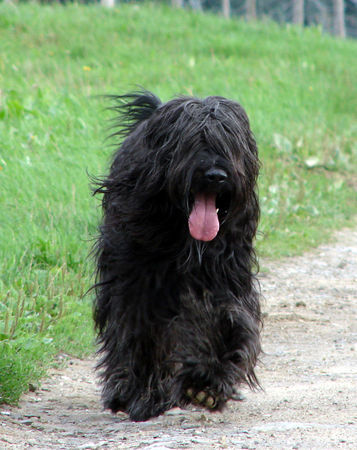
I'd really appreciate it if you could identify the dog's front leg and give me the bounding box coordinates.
[96,274,177,421]
[173,291,261,412]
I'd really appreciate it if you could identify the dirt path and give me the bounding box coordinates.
[1,223,356,449]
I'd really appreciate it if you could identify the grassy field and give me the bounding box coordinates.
[0,2,356,404]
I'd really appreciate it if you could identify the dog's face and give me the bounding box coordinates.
[148,96,260,242]
[106,92,259,243]
[165,146,238,242]
[187,149,233,241]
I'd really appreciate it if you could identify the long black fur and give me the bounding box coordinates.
[92,90,261,421]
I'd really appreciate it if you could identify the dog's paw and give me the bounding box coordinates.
[185,388,222,410]
[231,389,246,402]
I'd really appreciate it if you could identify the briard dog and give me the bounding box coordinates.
[92,90,261,421]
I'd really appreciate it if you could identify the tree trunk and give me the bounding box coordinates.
[292,0,304,26]
[101,0,115,7]
[333,0,346,37]
[246,0,256,21]
[222,0,230,19]
[172,0,184,7]
[189,0,203,11]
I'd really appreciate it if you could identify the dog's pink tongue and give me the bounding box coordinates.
[188,193,219,241]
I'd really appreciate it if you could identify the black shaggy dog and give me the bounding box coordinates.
[93,90,261,422]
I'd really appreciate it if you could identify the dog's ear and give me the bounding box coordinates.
[106,90,162,139]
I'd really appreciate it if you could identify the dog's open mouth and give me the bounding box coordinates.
[188,192,229,242]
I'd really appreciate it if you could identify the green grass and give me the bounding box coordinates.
[0,2,356,404]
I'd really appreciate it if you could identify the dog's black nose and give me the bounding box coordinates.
[204,168,228,183]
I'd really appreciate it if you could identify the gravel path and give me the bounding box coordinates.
[1,222,356,449]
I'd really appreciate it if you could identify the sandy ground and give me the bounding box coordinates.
[1,222,356,449]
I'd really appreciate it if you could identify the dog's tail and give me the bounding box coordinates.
[106,90,161,139]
